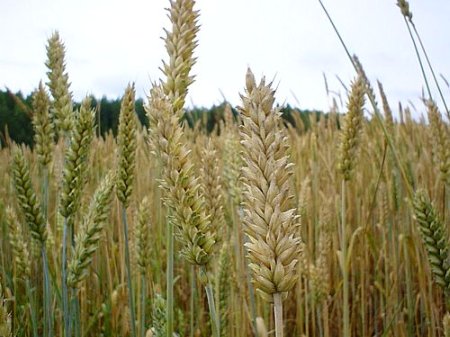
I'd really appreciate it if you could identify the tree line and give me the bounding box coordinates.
[0,89,324,147]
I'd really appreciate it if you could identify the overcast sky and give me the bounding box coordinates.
[1,0,449,117]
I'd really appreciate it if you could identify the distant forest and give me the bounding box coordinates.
[0,89,324,147]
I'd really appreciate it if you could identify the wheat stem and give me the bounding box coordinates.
[140,273,146,337]
[410,22,450,120]
[341,180,350,337]
[273,292,284,337]
[190,265,196,337]
[62,217,71,336]
[42,247,53,337]
[402,16,432,100]
[166,218,174,337]
[121,206,137,337]
[25,279,38,337]
[200,266,220,337]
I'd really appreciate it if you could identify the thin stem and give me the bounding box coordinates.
[42,247,53,337]
[403,239,414,337]
[341,180,350,337]
[201,266,220,337]
[402,17,433,100]
[317,0,354,68]
[62,217,70,337]
[166,218,174,337]
[140,273,146,337]
[41,167,49,220]
[26,279,38,337]
[316,0,414,200]
[70,289,81,337]
[410,22,450,120]
[190,265,195,337]
[121,205,137,337]
[273,292,284,337]
[242,232,257,336]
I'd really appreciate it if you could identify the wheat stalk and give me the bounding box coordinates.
[338,75,365,337]
[116,83,139,337]
[239,68,301,337]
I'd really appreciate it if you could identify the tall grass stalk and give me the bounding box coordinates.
[166,218,174,337]
[62,218,70,336]
[410,22,450,119]
[190,265,196,337]
[341,180,349,337]
[200,266,220,337]
[316,0,414,199]
[121,207,137,337]
[140,273,146,337]
[273,293,284,337]
[397,0,450,119]
[25,279,38,337]
[42,248,52,337]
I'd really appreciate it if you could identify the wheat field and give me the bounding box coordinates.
[1,0,450,336]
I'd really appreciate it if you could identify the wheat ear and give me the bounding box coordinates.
[45,31,73,137]
[338,75,366,181]
[377,81,395,137]
[397,0,413,20]
[426,100,450,185]
[200,138,226,246]
[59,97,95,335]
[67,172,115,288]
[239,69,301,337]
[60,97,95,223]
[412,190,450,296]
[12,147,53,337]
[161,0,199,114]
[32,81,54,167]
[146,85,215,265]
[5,207,31,279]
[117,83,137,207]
[12,148,47,246]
